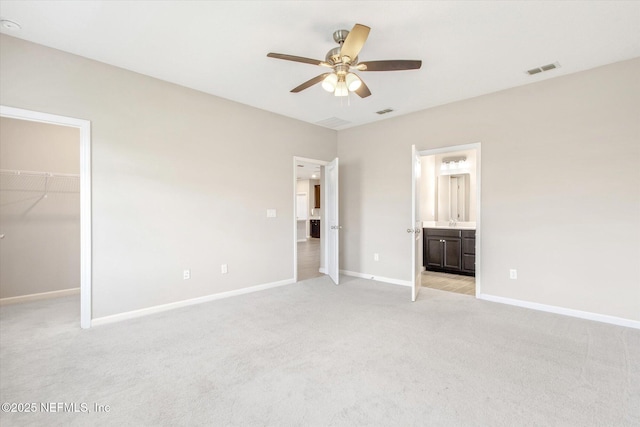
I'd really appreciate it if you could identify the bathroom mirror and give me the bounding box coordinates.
[437,174,470,222]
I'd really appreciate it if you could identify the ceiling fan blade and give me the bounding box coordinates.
[354,79,371,98]
[356,60,422,71]
[267,53,331,67]
[340,24,370,62]
[291,73,331,93]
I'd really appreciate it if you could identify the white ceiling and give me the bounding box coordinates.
[1,1,639,129]
[296,162,322,181]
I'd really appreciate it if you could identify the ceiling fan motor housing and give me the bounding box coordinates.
[326,47,358,66]
[333,29,350,44]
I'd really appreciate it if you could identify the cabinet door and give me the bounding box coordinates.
[314,185,321,208]
[462,236,475,255]
[443,238,462,271]
[426,237,444,269]
[462,254,475,273]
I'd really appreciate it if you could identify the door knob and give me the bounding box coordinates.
[407,229,414,233]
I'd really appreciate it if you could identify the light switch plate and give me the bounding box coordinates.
[267,209,276,218]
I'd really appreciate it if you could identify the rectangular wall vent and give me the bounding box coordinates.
[526,62,561,75]
[376,108,394,115]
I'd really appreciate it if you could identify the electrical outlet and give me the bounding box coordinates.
[221,264,228,274]
[374,253,379,261]
[183,269,191,280]
[509,269,517,280]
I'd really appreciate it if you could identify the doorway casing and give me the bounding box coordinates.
[415,142,481,297]
[0,105,92,328]
[293,156,328,283]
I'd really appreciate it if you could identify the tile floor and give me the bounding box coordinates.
[422,270,476,296]
[297,238,323,281]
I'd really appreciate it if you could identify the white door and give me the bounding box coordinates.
[411,145,422,301]
[325,157,339,284]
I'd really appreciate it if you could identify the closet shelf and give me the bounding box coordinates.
[0,169,80,193]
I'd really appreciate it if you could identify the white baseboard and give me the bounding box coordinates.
[340,270,412,287]
[478,293,640,330]
[297,238,307,243]
[319,267,327,274]
[92,278,296,327]
[0,287,80,305]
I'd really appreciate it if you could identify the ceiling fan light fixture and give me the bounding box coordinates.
[322,73,338,92]
[345,73,362,91]
[334,80,348,97]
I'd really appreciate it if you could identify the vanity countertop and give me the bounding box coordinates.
[422,221,476,230]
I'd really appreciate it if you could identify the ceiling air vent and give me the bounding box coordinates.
[526,62,561,75]
[315,117,351,129]
[376,108,394,115]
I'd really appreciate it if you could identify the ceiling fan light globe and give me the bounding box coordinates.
[345,73,362,91]
[334,81,348,97]
[322,74,338,92]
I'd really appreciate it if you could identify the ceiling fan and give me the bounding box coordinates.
[267,23,422,98]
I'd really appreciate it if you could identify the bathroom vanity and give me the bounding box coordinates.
[423,227,475,276]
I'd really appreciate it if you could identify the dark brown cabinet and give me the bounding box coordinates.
[310,219,320,238]
[314,185,320,208]
[461,230,476,274]
[424,228,475,276]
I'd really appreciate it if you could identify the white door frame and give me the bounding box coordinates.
[293,156,328,282]
[417,142,482,297]
[1,106,92,328]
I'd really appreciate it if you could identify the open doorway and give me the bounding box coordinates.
[293,156,340,285]
[415,143,481,298]
[294,158,324,282]
[0,106,91,328]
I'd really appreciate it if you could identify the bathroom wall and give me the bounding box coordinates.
[421,149,477,223]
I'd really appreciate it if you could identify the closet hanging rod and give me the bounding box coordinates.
[0,169,80,178]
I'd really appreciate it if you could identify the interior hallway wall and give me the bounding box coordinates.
[0,118,80,298]
[338,57,640,322]
[0,35,337,318]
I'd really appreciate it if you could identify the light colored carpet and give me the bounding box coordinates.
[1,276,639,426]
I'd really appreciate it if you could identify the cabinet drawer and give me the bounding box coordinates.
[425,228,461,238]
[461,230,476,239]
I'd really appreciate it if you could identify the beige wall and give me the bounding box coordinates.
[2,33,637,323]
[0,35,337,318]
[0,118,80,298]
[338,58,640,321]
